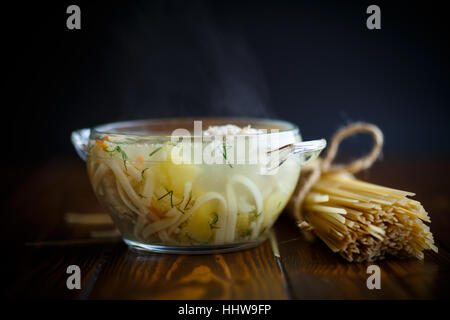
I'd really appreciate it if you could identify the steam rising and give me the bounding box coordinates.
[112,0,273,119]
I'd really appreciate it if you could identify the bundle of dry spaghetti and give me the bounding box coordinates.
[288,123,438,262]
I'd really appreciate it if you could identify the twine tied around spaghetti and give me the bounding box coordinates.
[288,122,384,236]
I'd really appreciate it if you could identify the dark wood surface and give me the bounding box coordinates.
[3,156,450,299]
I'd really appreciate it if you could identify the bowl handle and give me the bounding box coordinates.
[266,139,327,171]
[71,128,91,161]
[291,139,327,164]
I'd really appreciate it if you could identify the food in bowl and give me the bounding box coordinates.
[72,118,325,253]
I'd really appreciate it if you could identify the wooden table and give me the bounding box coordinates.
[3,156,450,299]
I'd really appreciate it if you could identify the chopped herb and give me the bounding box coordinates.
[141,168,149,178]
[253,211,262,218]
[178,221,188,229]
[222,141,233,168]
[115,146,128,170]
[104,145,129,171]
[176,207,185,214]
[183,191,193,210]
[209,212,219,229]
[259,227,267,237]
[277,201,282,209]
[241,229,252,238]
[185,198,196,211]
[157,189,174,207]
[222,143,227,159]
[149,146,162,157]
[185,233,196,242]
[174,195,185,207]
[122,212,134,218]
[138,193,147,199]
[157,190,173,200]
[185,233,209,245]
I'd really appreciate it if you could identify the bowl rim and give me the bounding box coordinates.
[91,117,300,140]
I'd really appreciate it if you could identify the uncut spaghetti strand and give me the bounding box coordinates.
[288,123,437,262]
[301,172,437,262]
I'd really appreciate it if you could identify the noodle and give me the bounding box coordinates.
[301,172,438,262]
[222,174,264,241]
[134,215,147,239]
[141,208,181,238]
[92,163,108,193]
[116,179,142,217]
[86,123,300,246]
[102,175,134,219]
[107,160,148,214]
[166,182,193,234]
[169,190,227,243]
[225,183,238,242]
[126,165,142,182]
[140,170,155,207]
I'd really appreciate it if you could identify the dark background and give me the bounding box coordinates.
[2,1,450,300]
[5,0,450,163]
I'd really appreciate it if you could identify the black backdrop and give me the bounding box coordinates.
[5,0,450,164]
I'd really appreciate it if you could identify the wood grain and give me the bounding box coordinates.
[274,215,450,299]
[89,240,288,300]
[3,157,450,299]
[7,243,116,299]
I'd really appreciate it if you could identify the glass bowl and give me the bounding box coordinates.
[72,118,326,253]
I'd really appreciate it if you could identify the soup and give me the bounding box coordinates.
[86,125,301,247]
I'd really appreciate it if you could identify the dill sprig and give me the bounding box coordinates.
[241,229,252,238]
[158,187,187,212]
[259,227,267,237]
[185,232,196,243]
[176,207,185,214]
[157,189,174,207]
[122,212,134,219]
[141,168,149,178]
[183,191,193,210]
[222,141,233,168]
[209,212,219,229]
[174,194,185,207]
[253,211,262,218]
[149,146,162,157]
[104,145,129,171]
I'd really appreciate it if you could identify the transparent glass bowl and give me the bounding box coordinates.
[72,118,326,253]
